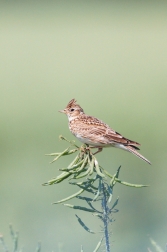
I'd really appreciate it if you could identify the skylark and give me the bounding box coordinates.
[59,99,151,164]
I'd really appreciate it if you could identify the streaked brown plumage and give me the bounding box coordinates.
[59,99,151,164]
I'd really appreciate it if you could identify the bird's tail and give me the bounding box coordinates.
[126,146,151,165]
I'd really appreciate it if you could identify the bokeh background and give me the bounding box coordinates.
[1,1,167,251]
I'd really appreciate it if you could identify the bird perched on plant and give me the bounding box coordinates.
[59,99,151,164]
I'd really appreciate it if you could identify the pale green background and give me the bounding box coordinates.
[0,1,167,252]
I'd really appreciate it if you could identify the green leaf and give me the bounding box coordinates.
[111,197,119,210]
[88,155,95,176]
[76,196,93,201]
[107,184,113,203]
[64,204,97,213]
[86,201,102,214]
[67,154,81,168]
[52,189,84,204]
[42,171,71,186]
[75,215,95,234]
[115,165,121,178]
[69,181,97,193]
[60,159,85,171]
[93,236,104,252]
[59,135,79,148]
[0,235,8,252]
[50,147,70,163]
[103,169,149,187]
[149,237,165,252]
[45,149,78,157]
[35,242,41,252]
[92,177,102,201]
[94,160,105,177]
[9,225,18,252]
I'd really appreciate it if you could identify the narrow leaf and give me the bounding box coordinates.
[69,181,96,193]
[9,225,18,252]
[59,135,79,148]
[74,167,90,179]
[75,215,95,234]
[86,201,102,214]
[0,235,8,252]
[42,172,71,186]
[46,149,78,156]
[93,177,102,201]
[147,248,153,252]
[66,159,85,170]
[103,169,148,187]
[94,160,105,177]
[88,156,95,176]
[93,213,103,220]
[111,197,119,210]
[115,166,121,178]
[107,184,113,203]
[45,152,63,156]
[64,204,96,213]
[149,237,164,252]
[67,154,80,169]
[52,189,84,204]
[74,184,96,194]
[76,196,93,201]
[93,236,104,252]
[35,242,41,252]
[75,156,88,172]
[50,147,71,163]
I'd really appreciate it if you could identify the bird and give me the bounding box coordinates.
[59,99,151,164]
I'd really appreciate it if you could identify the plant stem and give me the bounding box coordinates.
[101,180,110,252]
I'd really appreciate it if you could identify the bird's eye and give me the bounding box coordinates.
[70,108,74,112]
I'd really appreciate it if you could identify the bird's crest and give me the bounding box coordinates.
[66,99,77,109]
[66,99,84,113]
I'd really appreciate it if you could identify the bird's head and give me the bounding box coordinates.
[59,99,84,121]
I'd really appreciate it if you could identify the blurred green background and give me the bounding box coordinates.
[0,1,167,251]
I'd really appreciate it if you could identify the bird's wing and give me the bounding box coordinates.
[88,126,140,147]
[72,116,140,147]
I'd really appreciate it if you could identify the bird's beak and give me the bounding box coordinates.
[59,109,66,114]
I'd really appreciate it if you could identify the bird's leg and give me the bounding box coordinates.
[92,147,103,155]
[84,145,103,155]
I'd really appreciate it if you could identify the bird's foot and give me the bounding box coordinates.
[80,145,103,156]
